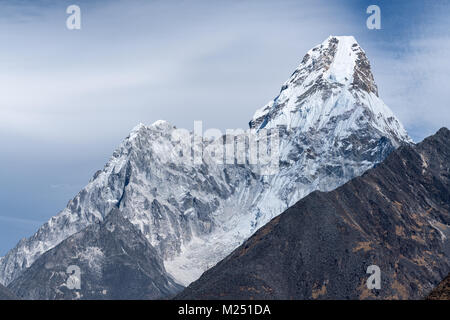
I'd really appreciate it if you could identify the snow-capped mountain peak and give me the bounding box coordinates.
[0,36,412,289]
[292,35,377,96]
[318,36,374,89]
[249,35,409,145]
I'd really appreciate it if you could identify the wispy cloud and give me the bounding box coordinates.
[0,0,358,141]
[0,215,43,227]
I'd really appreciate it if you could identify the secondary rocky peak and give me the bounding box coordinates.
[128,120,174,141]
[8,208,183,300]
[150,120,173,131]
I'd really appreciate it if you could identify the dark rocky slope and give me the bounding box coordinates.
[178,128,450,300]
[427,273,450,300]
[0,283,17,300]
[9,209,183,300]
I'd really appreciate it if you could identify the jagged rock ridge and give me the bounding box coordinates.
[1,36,411,291]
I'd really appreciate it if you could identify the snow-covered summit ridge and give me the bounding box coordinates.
[128,120,174,139]
[150,120,173,130]
[249,36,410,144]
[321,36,366,86]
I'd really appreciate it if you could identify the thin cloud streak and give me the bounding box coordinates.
[0,215,43,227]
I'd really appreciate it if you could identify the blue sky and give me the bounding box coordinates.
[0,0,449,255]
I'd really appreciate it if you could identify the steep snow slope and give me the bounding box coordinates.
[0,36,411,287]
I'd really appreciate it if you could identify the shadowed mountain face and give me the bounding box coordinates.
[427,273,450,300]
[177,128,450,300]
[0,283,17,300]
[8,209,183,300]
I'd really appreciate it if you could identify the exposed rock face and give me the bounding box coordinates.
[8,209,183,300]
[427,273,450,300]
[177,128,450,300]
[0,36,411,290]
[0,283,17,300]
